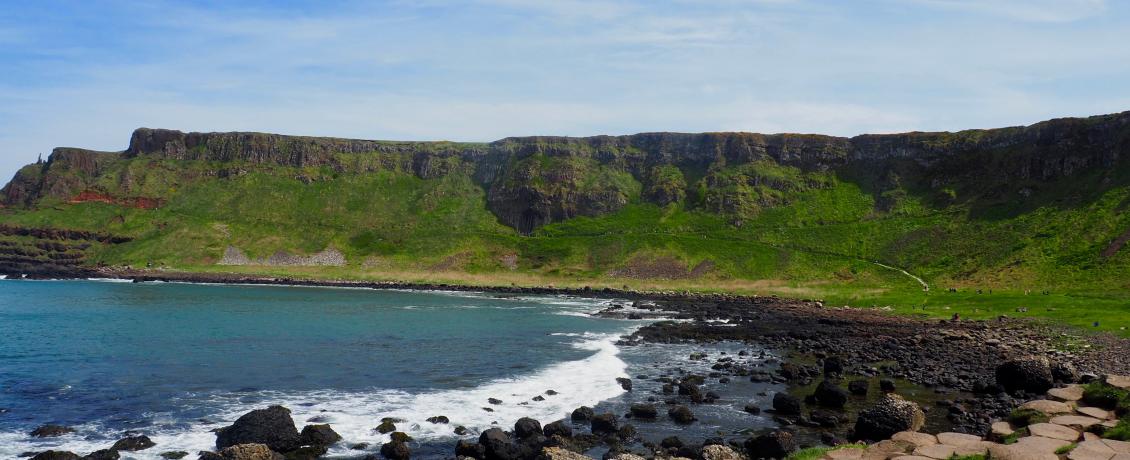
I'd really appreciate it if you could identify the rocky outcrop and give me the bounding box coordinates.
[214,406,301,453]
[853,394,926,441]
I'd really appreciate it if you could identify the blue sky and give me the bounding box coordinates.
[1,0,1128,181]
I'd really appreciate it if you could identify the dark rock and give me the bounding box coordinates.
[772,393,801,415]
[667,405,695,424]
[810,409,843,427]
[879,379,896,393]
[160,452,189,460]
[743,404,761,415]
[660,436,684,449]
[848,379,869,396]
[215,405,301,452]
[426,416,450,424]
[617,424,636,440]
[299,424,341,446]
[590,413,619,435]
[30,424,75,438]
[616,378,633,391]
[823,357,844,376]
[375,420,397,434]
[629,403,658,419]
[455,439,485,458]
[814,380,849,408]
[30,452,81,460]
[1051,361,1079,383]
[480,428,517,460]
[487,398,503,405]
[995,356,1054,393]
[454,426,469,436]
[853,394,926,441]
[571,406,595,423]
[380,441,410,460]
[744,431,796,459]
[83,450,119,460]
[215,444,285,460]
[543,420,572,438]
[283,445,327,460]
[514,417,542,438]
[389,432,412,443]
[111,434,156,451]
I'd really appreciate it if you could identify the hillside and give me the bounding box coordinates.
[2,112,1130,330]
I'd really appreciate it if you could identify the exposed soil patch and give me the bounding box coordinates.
[1102,226,1130,258]
[608,255,714,279]
[69,190,162,209]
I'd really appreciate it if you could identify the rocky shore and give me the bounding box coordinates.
[10,271,1130,460]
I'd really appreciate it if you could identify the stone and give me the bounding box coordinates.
[215,406,301,453]
[935,432,982,447]
[866,439,915,454]
[890,457,933,460]
[1107,375,1130,389]
[772,392,802,415]
[700,445,743,460]
[1020,399,1074,414]
[952,442,994,456]
[541,447,591,460]
[891,431,937,448]
[1077,407,1114,420]
[1068,440,1116,460]
[996,356,1055,393]
[987,442,1060,460]
[744,431,796,459]
[590,413,619,435]
[991,421,1015,437]
[911,444,954,458]
[29,424,75,438]
[571,406,594,422]
[111,434,156,451]
[514,417,542,438]
[299,424,341,446]
[1029,422,1081,441]
[1106,439,1130,454]
[1051,415,1105,429]
[29,452,81,460]
[826,448,864,459]
[543,420,572,438]
[667,405,695,424]
[380,440,410,460]
[814,380,849,408]
[1049,385,1086,402]
[854,395,926,441]
[217,444,284,460]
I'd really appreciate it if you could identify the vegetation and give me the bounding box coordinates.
[786,444,864,460]
[1007,409,1048,427]
[1082,381,1130,411]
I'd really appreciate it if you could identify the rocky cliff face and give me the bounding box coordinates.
[4,111,1128,231]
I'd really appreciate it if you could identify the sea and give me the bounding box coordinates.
[0,279,780,458]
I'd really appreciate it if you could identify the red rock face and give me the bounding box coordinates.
[68,190,162,210]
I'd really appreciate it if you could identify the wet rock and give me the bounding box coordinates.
[455,439,485,458]
[571,406,595,423]
[160,452,189,460]
[454,426,469,436]
[744,431,796,459]
[1051,361,1079,383]
[29,452,81,460]
[380,441,410,460]
[283,445,327,460]
[544,420,573,438]
[298,424,341,447]
[743,404,761,414]
[701,444,743,460]
[823,357,844,376]
[30,424,75,438]
[590,413,619,435]
[772,393,802,415]
[879,379,896,393]
[111,434,156,451]
[540,447,591,460]
[667,405,695,424]
[488,398,503,405]
[853,394,926,441]
[616,378,633,391]
[376,420,397,434]
[215,406,301,453]
[216,444,284,460]
[389,432,412,443]
[514,417,542,438]
[814,380,849,408]
[84,450,120,460]
[426,416,450,424]
[629,403,658,419]
[995,356,1054,393]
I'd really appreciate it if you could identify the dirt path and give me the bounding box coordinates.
[872,260,929,291]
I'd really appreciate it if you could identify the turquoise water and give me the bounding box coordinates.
[0,280,639,457]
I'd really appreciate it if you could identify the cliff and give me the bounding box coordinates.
[3,111,1129,233]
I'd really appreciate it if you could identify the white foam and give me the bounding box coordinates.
[0,274,6,280]
[0,331,634,458]
[85,277,134,283]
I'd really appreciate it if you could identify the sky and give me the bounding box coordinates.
[1,0,1128,181]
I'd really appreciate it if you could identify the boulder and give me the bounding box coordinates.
[216,444,284,460]
[571,406,595,423]
[376,420,397,434]
[29,452,81,460]
[823,357,844,376]
[744,431,796,459]
[995,356,1055,393]
[380,441,410,460]
[590,413,619,435]
[814,380,849,408]
[544,420,573,438]
[772,393,802,415]
[389,432,412,443]
[743,404,761,414]
[111,434,156,451]
[85,450,120,460]
[480,427,514,459]
[848,380,869,396]
[879,379,896,393]
[628,404,658,419]
[426,416,450,424]
[455,439,485,458]
[701,445,744,460]
[616,378,633,391]
[29,424,75,438]
[853,394,926,441]
[1051,361,1079,383]
[514,417,542,438]
[667,405,695,424]
[215,406,301,453]
[540,447,591,460]
[299,424,341,446]
[159,452,189,460]
[282,445,327,460]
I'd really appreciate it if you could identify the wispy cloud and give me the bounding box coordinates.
[907,0,1107,22]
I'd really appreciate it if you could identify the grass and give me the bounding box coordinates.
[1105,418,1130,441]
[1082,381,1130,411]
[1055,443,1078,455]
[1007,409,1049,427]
[786,444,865,460]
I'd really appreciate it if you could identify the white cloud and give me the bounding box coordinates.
[908,0,1107,22]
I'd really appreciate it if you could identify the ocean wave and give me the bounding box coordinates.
[0,331,634,459]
